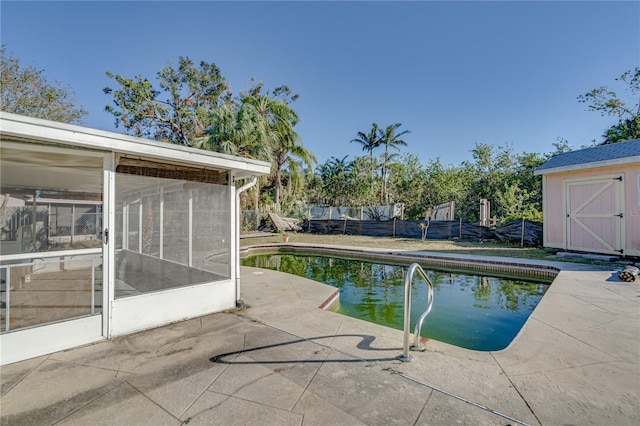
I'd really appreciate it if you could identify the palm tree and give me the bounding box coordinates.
[272,120,316,211]
[202,92,314,214]
[379,123,410,204]
[350,123,382,173]
[351,123,382,200]
[243,94,315,211]
[198,101,275,160]
[197,101,275,227]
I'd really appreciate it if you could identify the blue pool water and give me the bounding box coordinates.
[241,252,550,351]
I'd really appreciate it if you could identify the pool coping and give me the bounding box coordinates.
[239,243,639,425]
[240,242,609,290]
[240,242,561,350]
[2,243,636,425]
[239,242,615,348]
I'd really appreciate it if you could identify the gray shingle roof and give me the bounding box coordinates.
[535,139,640,173]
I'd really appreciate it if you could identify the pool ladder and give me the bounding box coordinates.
[398,263,434,362]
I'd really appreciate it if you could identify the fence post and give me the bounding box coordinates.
[70,203,75,246]
[393,218,396,237]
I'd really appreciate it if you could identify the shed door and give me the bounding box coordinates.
[565,175,624,255]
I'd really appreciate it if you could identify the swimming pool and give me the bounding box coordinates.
[241,251,551,351]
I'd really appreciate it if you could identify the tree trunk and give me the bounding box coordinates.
[381,150,388,204]
[275,168,282,212]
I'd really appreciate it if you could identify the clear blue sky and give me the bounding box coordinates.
[2,1,639,167]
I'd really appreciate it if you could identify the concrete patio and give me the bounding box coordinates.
[1,250,639,425]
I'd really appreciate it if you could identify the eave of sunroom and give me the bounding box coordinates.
[0,112,271,179]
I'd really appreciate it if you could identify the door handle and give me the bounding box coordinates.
[103,228,109,244]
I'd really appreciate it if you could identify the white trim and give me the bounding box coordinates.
[188,189,193,267]
[627,248,640,257]
[104,153,116,338]
[138,201,143,253]
[534,157,640,175]
[234,175,257,304]
[561,177,568,250]
[564,174,624,255]
[109,280,235,336]
[23,198,102,206]
[0,142,109,364]
[0,112,271,178]
[230,174,238,303]
[0,315,104,365]
[0,247,101,263]
[159,187,164,259]
[122,204,128,250]
[0,140,107,158]
[562,173,623,184]
[620,174,626,255]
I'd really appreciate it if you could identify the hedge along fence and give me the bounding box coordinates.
[302,218,543,247]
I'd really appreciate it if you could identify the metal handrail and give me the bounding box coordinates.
[0,247,101,263]
[0,253,102,333]
[398,263,434,362]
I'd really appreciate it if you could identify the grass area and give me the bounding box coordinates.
[240,232,555,261]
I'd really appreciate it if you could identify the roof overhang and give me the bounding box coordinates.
[0,112,271,179]
[533,156,640,176]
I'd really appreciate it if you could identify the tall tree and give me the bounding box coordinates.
[272,127,316,211]
[578,67,640,144]
[103,56,231,146]
[351,123,382,166]
[379,123,410,204]
[348,156,380,206]
[0,46,87,123]
[197,101,274,160]
[200,90,312,212]
[316,156,353,206]
[243,94,314,210]
[197,99,275,221]
[350,123,382,200]
[387,154,429,219]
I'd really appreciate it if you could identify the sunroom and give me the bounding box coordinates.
[0,112,270,365]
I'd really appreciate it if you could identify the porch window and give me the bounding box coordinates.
[114,173,231,298]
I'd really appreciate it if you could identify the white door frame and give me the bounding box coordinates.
[0,143,109,365]
[564,174,625,255]
[107,173,236,337]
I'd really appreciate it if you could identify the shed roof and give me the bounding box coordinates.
[534,138,640,175]
[0,112,271,179]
